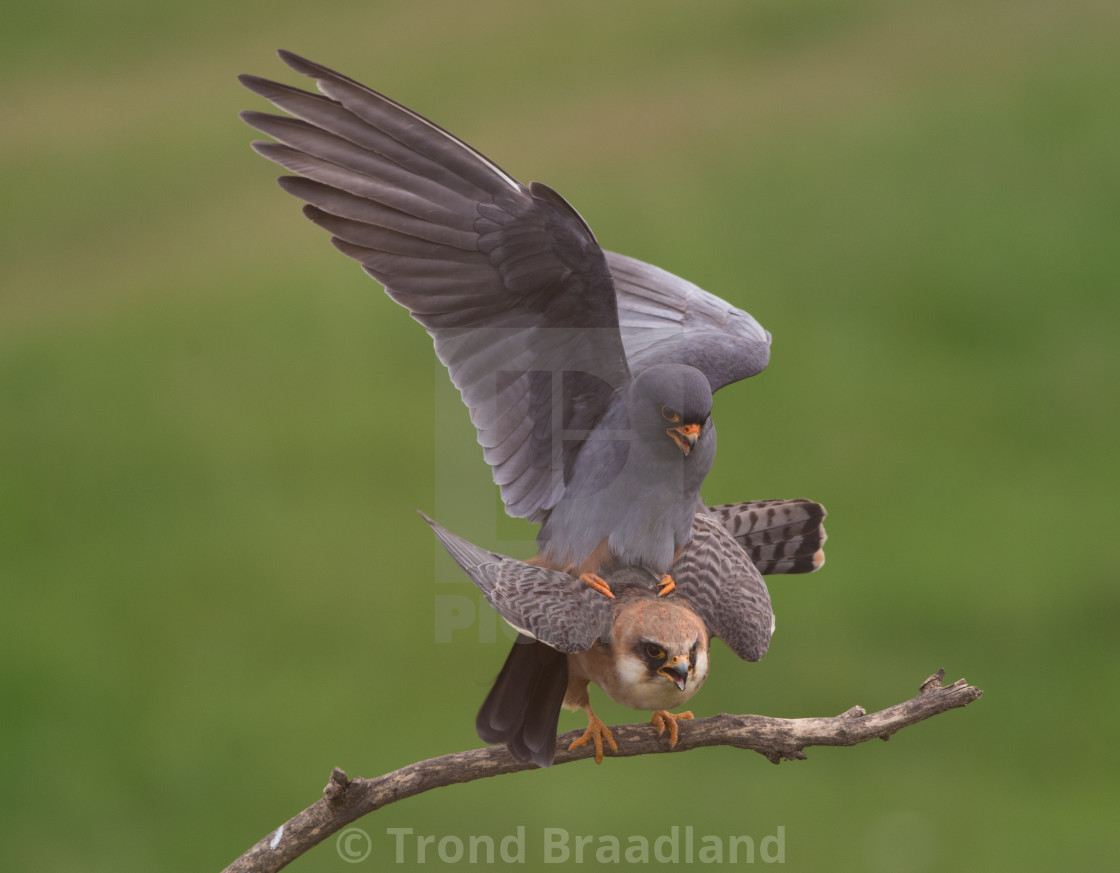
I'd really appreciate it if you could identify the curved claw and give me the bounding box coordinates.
[650,710,694,747]
[579,572,615,599]
[656,574,676,596]
[569,706,618,764]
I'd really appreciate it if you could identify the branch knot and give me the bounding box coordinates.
[323,767,351,804]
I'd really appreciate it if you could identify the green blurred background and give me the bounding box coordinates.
[2,0,1117,870]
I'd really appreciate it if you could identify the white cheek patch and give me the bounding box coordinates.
[617,653,649,689]
[693,648,710,685]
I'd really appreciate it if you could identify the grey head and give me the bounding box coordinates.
[623,362,714,461]
[539,361,717,572]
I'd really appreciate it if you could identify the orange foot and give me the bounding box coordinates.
[579,572,614,599]
[657,574,676,596]
[569,706,618,764]
[650,710,694,747]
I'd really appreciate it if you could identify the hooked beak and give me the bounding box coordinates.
[657,655,691,691]
[667,423,701,455]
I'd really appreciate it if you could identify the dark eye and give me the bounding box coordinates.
[645,643,666,660]
[660,406,680,423]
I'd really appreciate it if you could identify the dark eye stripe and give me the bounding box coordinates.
[639,641,666,662]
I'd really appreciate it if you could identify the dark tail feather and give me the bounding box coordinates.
[476,635,568,768]
[707,499,827,575]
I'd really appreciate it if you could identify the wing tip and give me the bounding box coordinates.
[276,49,321,78]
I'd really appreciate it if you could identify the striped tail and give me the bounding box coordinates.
[706,499,827,575]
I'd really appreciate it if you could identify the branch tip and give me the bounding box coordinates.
[920,668,947,694]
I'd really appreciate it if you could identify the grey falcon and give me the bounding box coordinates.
[425,497,827,766]
[239,52,772,597]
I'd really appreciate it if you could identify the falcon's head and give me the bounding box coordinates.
[627,364,713,457]
[603,597,710,711]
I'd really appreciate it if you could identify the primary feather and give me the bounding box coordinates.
[242,52,772,574]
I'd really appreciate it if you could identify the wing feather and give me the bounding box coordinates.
[242,53,630,522]
[670,513,774,661]
[423,514,612,652]
[243,54,776,524]
[608,251,772,392]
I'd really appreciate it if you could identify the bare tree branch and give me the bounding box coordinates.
[221,669,981,873]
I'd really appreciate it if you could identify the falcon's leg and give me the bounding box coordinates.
[578,572,614,599]
[568,705,618,764]
[650,710,693,747]
[656,574,676,596]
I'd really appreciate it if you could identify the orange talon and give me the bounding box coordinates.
[569,706,618,764]
[650,710,693,747]
[657,574,676,596]
[579,572,614,599]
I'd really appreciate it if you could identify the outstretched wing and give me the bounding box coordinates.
[241,52,631,521]
[608,251,771,391]
[423,513,613,653]
[670,513,774,661]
